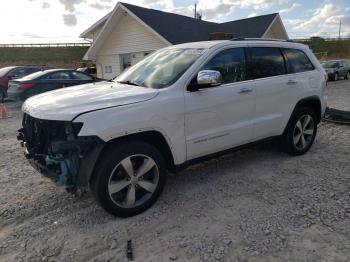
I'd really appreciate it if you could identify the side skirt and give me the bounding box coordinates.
[170,136,281,173]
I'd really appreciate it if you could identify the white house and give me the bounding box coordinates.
[80,2,289,79]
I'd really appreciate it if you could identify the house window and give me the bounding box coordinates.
[104,65,112,74]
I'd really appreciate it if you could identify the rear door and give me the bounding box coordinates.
[247,45,292,139]
[36,71,68,94]
[340,61,348,77]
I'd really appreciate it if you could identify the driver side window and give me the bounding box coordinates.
[202,48,246,84]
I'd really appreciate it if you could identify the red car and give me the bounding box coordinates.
[0,66,49,102]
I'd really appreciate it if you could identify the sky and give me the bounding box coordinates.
[0,0,350,43]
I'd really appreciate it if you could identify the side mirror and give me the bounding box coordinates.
[188,70,222,92]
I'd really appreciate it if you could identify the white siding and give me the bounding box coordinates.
[95,12,168,77]
[99,13,167,55]
[96,55,120,79]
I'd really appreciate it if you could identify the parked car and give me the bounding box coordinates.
[321,60,350,81]
[7,69,97,101]
[0,65,48,102]
[77,67,97,78]
[18,39,327,217]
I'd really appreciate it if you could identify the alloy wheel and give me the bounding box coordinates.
[293,114,315,150]
[108,154,159,208]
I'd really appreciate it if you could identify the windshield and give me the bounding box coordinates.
[0,67,15,78]
[115,48,206,89]
[322,61,339,68]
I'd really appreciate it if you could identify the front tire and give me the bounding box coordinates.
[283,107,317,156]
[91,141,166,217]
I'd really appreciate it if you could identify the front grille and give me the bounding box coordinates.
[22,114,67,155]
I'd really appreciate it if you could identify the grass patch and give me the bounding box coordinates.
[299,39,350,60]
[0,46,89,66]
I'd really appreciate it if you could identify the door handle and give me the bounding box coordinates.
[286,80,298,85]
[238,87,253,93]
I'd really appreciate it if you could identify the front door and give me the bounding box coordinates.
[184,47,256,160]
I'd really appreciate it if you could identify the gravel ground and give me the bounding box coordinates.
[0,80,349,262]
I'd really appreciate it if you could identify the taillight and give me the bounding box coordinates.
[19,83,34,89]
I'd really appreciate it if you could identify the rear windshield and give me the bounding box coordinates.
[19,70,48,80]
[0,67,15,77]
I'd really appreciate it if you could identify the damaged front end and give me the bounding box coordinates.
[18,114,104,190]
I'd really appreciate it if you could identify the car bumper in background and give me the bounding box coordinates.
[7,89,25,101]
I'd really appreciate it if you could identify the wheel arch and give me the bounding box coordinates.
[87,130,176,186]
[283,96,322,134]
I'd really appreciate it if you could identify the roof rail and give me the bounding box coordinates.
[230,37,293,42]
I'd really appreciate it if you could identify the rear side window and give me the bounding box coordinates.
[202,48,246,84]
[282,48,314,73]
[46,72,71,80]
[248,47,286,79]
[70,71,93,80]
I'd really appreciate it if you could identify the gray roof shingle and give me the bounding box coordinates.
[121,2,278,44]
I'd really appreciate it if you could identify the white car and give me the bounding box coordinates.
[19,39,327,217]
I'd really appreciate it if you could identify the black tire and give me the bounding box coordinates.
[334,72,339,81]
[282,107,317,156]
[91,141,166,217]
[345,71,350,80]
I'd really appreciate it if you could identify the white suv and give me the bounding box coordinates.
[19,39,327,217]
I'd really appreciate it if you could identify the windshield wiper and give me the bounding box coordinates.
[117,80,142,87]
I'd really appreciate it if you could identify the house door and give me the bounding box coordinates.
[120,54,132,72]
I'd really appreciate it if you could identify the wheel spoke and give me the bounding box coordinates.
[294,133,302,145]
[136,158,156,178]
[109,180,131,194]
[137,180,157,193]
[303,128,314,136]
[296,120,303,132]
[120,157,134,178]
[300,134,306,148]
[126,185,136,207]
[303,115,311,129]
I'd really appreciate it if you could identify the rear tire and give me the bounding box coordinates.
[282,107,317,156]
[345,71,350,80]
[334,72,339,81]
[91,141,166,217]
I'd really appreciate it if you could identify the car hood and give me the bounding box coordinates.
[22,81,159,121]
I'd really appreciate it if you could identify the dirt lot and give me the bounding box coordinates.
[0,80,349,262]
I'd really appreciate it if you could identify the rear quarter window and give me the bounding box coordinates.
[282,48,315,73]
[247,47,286,79]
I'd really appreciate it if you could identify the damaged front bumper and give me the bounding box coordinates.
[18,114,105,188]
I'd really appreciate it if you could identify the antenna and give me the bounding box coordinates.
[194,3,197,19]
[338,19,342,40]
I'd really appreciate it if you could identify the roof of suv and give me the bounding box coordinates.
[168,39,307,50]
